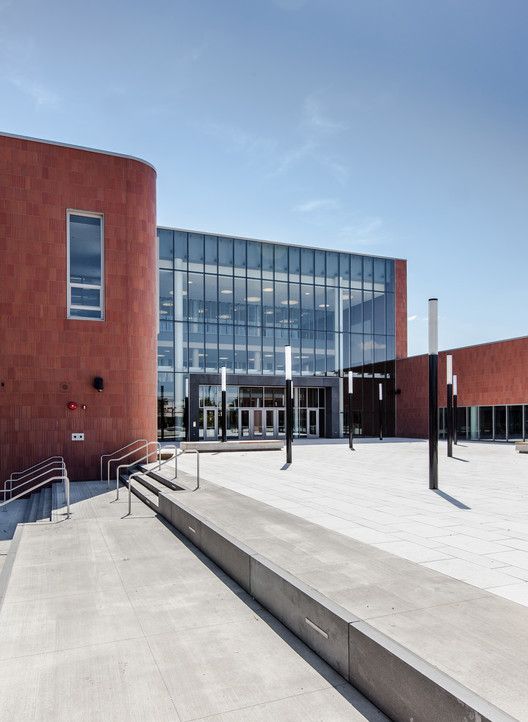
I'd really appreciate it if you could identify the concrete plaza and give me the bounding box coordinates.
[177,438,528,608]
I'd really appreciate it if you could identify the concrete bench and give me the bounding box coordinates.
[515,442,528,453]
[180,440,283,453]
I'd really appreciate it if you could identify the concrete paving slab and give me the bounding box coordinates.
[201,684,388,721]
[0,586,141,659]
[0,638,181,722]
[147,612,344,721]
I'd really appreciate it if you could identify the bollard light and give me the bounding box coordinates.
[428,299,439,489]
[378,382,383,441]
[220,366,227,442]
[348,371,354,451]
[446,354,453,458]
[453,373,458,445]
[285,346,293,464]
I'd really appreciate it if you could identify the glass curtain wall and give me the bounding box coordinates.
[157,228,396,439]
[439,404,527,442]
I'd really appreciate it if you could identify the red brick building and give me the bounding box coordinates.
[396,336,528,441]
[0,133,157,481]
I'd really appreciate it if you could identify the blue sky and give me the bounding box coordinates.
[1,0,527,355]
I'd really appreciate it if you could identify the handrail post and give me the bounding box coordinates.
[196,450,200,490]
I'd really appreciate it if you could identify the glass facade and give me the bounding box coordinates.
[158,228,396,440]
[440,404,528,442]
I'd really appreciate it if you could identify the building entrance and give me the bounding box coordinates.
[239,408,285,439]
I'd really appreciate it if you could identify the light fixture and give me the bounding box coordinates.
[263,287,273,292]
[246,296,261,302]
[318,303,329,308]
[220,289,232,294]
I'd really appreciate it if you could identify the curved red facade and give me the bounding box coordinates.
[0,134,157,480]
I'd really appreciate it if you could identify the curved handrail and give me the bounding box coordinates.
[8,458,65,489]
[126,447,199,517]
[106,441,152,489]
[1,473,70,519]
[7,462,66,500]
[9,456,63,480]
[100,439,148,483]
[114,441,161,500]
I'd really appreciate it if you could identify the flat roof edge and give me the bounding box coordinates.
[157,224,407,262]
[0,131,157,172]
[404,333,528,359]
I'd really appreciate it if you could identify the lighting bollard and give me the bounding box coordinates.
[428,298,438,489]
[348,370,354,451]
[285,345,293,464]
[446,355,453,458]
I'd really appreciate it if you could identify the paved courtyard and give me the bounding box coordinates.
[177,438,528,608]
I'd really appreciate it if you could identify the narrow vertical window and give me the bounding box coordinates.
[67,211,104,320]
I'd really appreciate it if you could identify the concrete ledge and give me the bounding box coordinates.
[515,442,528,453]
[158,491,515,722]
[180,440,283,452]
[348,621,512,722]
[250,553,356,679]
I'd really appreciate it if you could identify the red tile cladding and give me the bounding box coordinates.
[395,259,407,359]
[395,336,528,437]
[0,135,157,481]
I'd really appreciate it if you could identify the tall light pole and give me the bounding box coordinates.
[220,366,227,442]
[453,373,458,445]
[429,298,438,489]
[285,345,293,464]
[184,377,189,441]
[378,382,383,441]
[446,355,453,458]
[348,370,354,451]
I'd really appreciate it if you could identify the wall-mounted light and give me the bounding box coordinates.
[93,377,104,392]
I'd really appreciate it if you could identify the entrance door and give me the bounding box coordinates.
[307,408,319,438]
[265,409,275,437]
[203,407,218,439]
[252,409,264,437]
[239,409,251,438]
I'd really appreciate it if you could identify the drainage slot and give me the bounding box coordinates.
[305,617,329,639]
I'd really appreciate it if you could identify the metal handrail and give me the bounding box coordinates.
[5,462,66,503]
[106,441,152,489]
[100,439,148,484]
[8,458,65,491]
[175,448,200,490]
[1,473,70,519]
[126,447,199,516]
[9,455,63,480]
[114,441,161,500]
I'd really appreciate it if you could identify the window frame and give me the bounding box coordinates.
[67,209,105,321]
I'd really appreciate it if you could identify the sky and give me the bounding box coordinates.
[1,0,527,355]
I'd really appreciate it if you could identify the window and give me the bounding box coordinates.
[67,211,104,320]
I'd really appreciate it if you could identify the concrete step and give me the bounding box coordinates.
[36,487,52,523]
[25,493,39,523]
[137,462,185,491]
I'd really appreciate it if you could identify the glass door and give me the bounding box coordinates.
[203,407,218,439]
[307,408,319,438]
[265,409,275,437]
[253,409,263,437]
[239,409,250,438]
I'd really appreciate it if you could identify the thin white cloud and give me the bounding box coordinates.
[8,75,59,108]
[293,198,340,213]
[338,216,386,248]
[303,94,347,133]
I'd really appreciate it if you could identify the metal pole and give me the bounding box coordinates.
[285,346,292,464]
[184,377,189,442]
[446,354,453,458]
[378,383,383,441]
[428,299,439,489]
[453,374,458,445]
[220,366,227,442]
[160,384,165,441]
[348,370,354,450]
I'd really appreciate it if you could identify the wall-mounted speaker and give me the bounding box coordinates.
[93,376,104,392]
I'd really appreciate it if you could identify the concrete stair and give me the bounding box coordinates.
[119,466,184,513]
[23,485,53,523]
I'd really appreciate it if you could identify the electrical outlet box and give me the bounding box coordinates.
[71,433,85,441]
